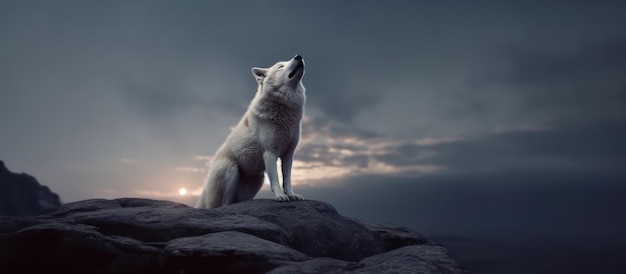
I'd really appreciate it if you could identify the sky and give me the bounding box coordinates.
[1,1,626,271]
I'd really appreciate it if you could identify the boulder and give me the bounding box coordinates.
[0,198,464,273]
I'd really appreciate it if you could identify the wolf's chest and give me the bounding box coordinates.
[271,122,300,141]
[253,102,302,136]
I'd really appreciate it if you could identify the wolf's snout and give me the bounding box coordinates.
[288,55,305,79]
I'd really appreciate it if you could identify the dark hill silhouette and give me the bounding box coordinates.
[0,160,62,216]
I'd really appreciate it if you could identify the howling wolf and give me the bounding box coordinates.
[195,55,306,209]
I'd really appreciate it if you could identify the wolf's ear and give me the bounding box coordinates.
[251,67,268,84]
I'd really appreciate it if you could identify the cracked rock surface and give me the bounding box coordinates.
[0,198,463,274]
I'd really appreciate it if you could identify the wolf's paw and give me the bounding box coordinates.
[274,193,290,202]
[287,193,304,201]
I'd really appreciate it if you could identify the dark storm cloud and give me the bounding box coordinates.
[301,115,382,140]
[340,154,370,169]
[292,144,329,164]
[511,40,626,86]
[505,39,626,124]
[95,0,403,123]
[370,143,436,167]
[424,124,626,175]
[5,0,624,149]
[417,37,626,177]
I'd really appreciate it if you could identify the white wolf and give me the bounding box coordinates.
[195,55,306,209]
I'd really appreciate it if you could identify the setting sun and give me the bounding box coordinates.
[178,188,187,196]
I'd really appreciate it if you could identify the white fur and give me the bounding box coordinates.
[195,55,306,209]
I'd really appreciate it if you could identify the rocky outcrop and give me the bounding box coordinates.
[0,198,463,274]
[0,161,62,216]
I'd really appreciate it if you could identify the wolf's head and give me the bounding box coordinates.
[251,55,305,92]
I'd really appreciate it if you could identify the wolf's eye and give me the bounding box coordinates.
[277,65,284,69]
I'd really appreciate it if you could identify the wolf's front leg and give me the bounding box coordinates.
[264,151,289,201]
[281,150,303,201]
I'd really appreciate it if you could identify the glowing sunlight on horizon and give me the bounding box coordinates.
[128,119,457,201]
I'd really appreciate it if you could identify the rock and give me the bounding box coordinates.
[0,198,464,274]
[163,231,310,274]
[215,199,386,261]
[270,245,462,274]
[0,161,62,216]
[268,257,353,274]
[353,245,464,274]
[360,221,429,250]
